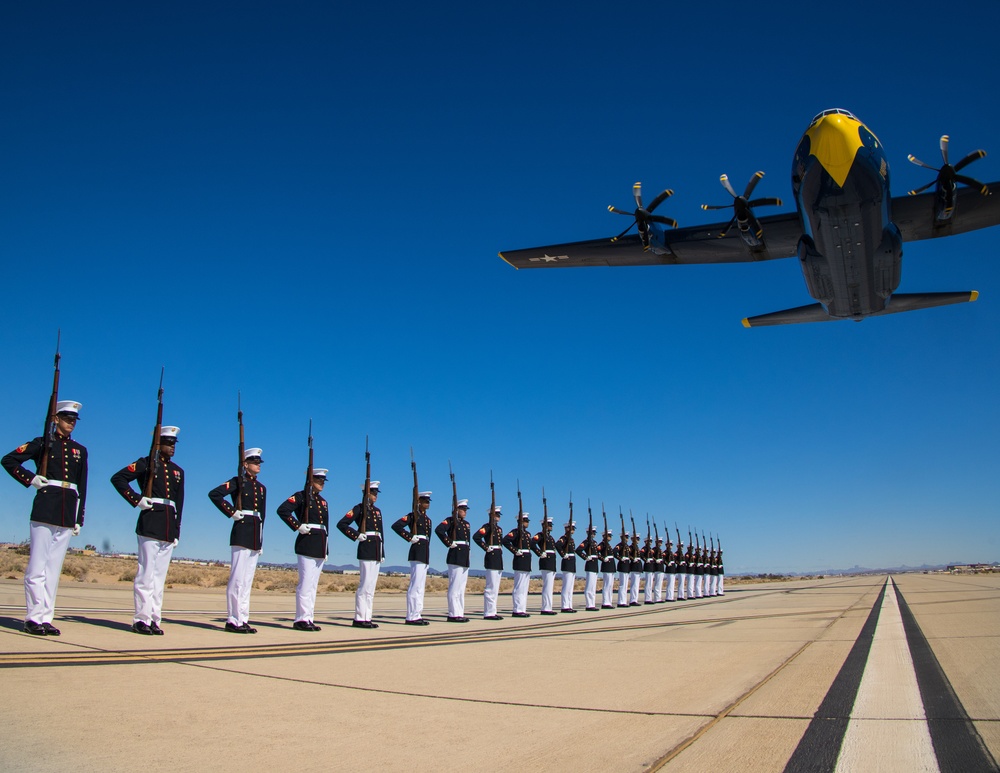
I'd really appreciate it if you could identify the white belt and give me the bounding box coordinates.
[46,479,78,492]
[487,545,502,551]
[302,523,326,531]
[150,497,176,508]
[412,535,428,541]
[362,531,381,538]
[516,550,530,556]
[236,510,262,518]
[451,540,469,546]
[586,555,598,560]
[544,550,556,555]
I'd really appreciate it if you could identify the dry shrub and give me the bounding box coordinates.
[119,568,136,582]
[61,558,88,581]
[323,578,358,593]
[264,575,297,592]
[0,550,27,575]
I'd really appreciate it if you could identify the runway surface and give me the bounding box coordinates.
[1,573,997,772]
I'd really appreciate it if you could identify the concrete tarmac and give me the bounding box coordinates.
[1,573,997,772]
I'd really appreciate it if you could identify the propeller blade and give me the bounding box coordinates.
[648,215,678,228]
[632,182,643,210]
[907,181,936,196]
[646,188,674,213]
[701,203,730,211]
[940,135,950,166]
[611,222,636,242]
[608,206,634,216]
[743,171,765,199]
[747,197,783,208]
[907,154,939,171]
[954,149,987,172]
[954,174,990,194]
[716,216,736,238]
[719,174,738,198]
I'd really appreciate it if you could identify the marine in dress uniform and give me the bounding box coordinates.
[648,537,664,603]
[208,447,267,633]
[276,468,330,631]
[663,538,677,602]
[717,546,725,595]
[613,535,631,608]
[473,505,504,620]
[693,545,704,598]
[554,521,577,612]
[629,533,643,606]
[436,499,471,622]
[574,525,600,611]
[337,481,385,629]
[501,513,532,617]
[110,426,185,635]
[531,517,558,615]
[674,541,687,601]
[598,530,616,609]
[391,490,432,625]
[2,400,87,635]
[685,543,697,600]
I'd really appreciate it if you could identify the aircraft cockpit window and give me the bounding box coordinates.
[808,108,859,127]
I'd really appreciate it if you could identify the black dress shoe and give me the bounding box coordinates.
[447,616,470,623]
[307,622,322,631]
[241,623,258,634]
[404,619,425,625]
[629,602,640,607]
[149,622,165,635]
[512,612,530,618]
[225,622,248,633]
[41,622,61,635]
[416,619,430,625]
[23,620,46,636]
[601,605,613,609]
[293,620,313,631]
[585,607,598,611]
[352,620,378,629]
[540,610,558,616]
[131,621,154,635]
[483,615,504,620]
[561,608,577,613]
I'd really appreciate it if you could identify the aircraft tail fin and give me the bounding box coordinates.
[741,303,833,328]
[742,291,978,327]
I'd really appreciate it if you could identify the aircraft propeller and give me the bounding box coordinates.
[701,171,782,242]
[608,182,677,248]
[907,135,990,196]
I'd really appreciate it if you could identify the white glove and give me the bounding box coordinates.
[409,536,420,544]
[137,497,154,510]
[297,524,310,535]
[357,533,367,542]
[72,524,81,536]
[171,539,178,548]
[30,475,49,490]
[232,511,245,521]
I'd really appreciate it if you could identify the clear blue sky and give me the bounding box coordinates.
[2,1,998,574]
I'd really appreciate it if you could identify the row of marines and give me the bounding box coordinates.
[2,412,723,637]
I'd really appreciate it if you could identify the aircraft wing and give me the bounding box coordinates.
[499,211,802,269]
[893,181,1000,242]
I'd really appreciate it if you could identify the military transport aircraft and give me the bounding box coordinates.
[499,109,1000,327]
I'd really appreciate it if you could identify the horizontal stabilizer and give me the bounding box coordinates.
[741,303,833,327]
[874,291,979,316]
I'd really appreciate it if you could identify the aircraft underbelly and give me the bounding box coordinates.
[797,162,901,318]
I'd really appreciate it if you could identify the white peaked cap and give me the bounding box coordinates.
[491,505,502,513]
[243,448,263,460]
[520,512,530,519]
[456,499,469,508]
[159,426,180,438]
[361,480,380,490]
[418,491,432,499]
[313,468,329,478]
[564,521,576,528]
[56,400,81,414]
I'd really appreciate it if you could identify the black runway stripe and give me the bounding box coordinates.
[892,578,997,773]
[782,578,888,773]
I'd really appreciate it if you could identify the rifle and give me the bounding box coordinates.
[653,521,660,561]
[542,486,549,553]
[675,522,682,560]
[142,367,165,500]
[630,510,638,561]
[410,447,419,534]
[362,436,380,559]
[235,392,245,512]
[488,470,497,547]
[449,460,459,543]
[516,479,524,552]
[619,507,627,562]
[562,492,574,556]
[38,331,61,478]
[302,419,314,524]
[602,503,609,557]
[587,498,594,556]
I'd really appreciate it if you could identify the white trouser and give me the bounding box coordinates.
[483,569,501,617]
[25,521,73,624]
[512,571,530,613]
[406,561,428,621]
[617,572,629,606]
[695,574,703,597]
[447,564,469,617]
[644,571,655,603]
[584,571,598,608]
[560,571,575,610]
[654,571,665,602]
[687,573,696,599]
[629,573,641,605]
[539,570,555,611]
[295,554,324,623]
[719,574,725,594]
[135,535,175,625]
[227,546,261,625]
[355,559,379,622]
[666,573,676,601]
[601,572,615,606]
[676,572,687,599]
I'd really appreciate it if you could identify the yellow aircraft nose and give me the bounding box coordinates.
[805,112,864,189]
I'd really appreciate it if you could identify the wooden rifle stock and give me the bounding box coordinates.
[235,392,245,512]
[410,447,419,534]
[516,480,524,552]
[302,419,313,524]
[449,460,458,543]
[488,471,496,547]
[143,368,165,500]
[39,331,61,478]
